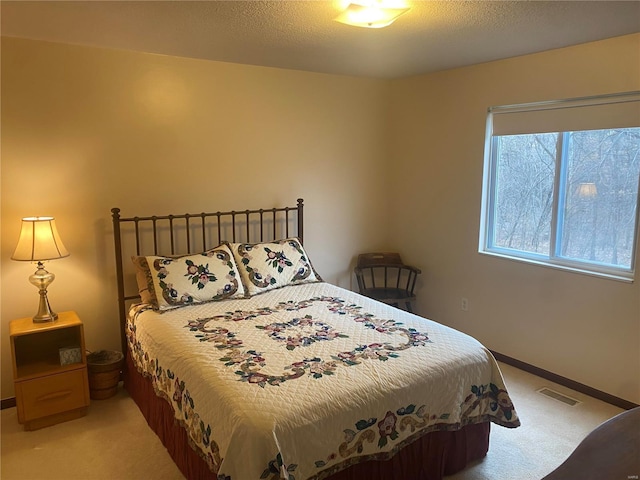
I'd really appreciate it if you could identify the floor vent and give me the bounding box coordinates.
[536,387,581,407]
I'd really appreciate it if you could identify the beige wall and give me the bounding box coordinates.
[388,33,640,404]
[2,34,639,405]
[1,38,390,398]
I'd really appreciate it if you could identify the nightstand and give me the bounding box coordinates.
[10,311,90,430]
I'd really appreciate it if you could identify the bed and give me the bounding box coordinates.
[111,199,520,480]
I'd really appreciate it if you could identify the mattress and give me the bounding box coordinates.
[127,282,520,479]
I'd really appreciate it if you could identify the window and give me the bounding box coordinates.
[479,92,640,281]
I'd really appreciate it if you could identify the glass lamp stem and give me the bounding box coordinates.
[29,261,58,322]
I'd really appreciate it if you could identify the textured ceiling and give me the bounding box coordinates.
[2,1,639,78]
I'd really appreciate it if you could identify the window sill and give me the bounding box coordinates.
[478,250,635,283]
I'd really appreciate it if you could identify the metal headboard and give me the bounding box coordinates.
[111,198,304,353]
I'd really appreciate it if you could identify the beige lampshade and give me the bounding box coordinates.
[12,217,70,261]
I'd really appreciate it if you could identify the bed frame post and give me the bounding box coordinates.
[111,207,127,355]
[297,198,304,244]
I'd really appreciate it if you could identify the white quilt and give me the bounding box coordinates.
[127,282,520,480]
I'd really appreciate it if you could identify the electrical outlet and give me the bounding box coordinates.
[461,297,468,311]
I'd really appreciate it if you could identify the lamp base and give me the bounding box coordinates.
[33,316,58,323]
[33,290,58,323]
[33,312,58,323]
[30,262,58,323]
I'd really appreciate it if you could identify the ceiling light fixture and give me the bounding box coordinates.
[335,1,410,29]
[578,182,598,198]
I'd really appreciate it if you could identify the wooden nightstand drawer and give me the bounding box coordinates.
[16,369,89,423]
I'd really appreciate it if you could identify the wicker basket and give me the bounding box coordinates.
[87,350,124,400]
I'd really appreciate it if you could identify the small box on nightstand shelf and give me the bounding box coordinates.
[9,311,90,431]
[59,346,82,366]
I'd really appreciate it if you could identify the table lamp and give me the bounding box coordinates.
[11,217,70,322]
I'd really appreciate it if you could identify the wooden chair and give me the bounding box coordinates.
[354,252,421,312]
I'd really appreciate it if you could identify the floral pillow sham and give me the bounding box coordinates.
[228,238,322,297]
[132,244,245,311]
[132,255,157,306]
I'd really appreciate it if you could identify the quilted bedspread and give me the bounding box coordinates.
[127,282,520,480]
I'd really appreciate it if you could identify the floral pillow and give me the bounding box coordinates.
[228,238,322,296]
[131,255,157,306]
[134,244,246,311]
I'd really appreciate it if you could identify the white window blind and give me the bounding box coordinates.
[490,92,640,136]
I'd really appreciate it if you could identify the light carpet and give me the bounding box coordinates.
[0,362,625,480]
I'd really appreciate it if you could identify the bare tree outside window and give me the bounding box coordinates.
[483,125,640,278]
[493,133,556,255]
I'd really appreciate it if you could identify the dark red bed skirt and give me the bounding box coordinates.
[124,353,490,480]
